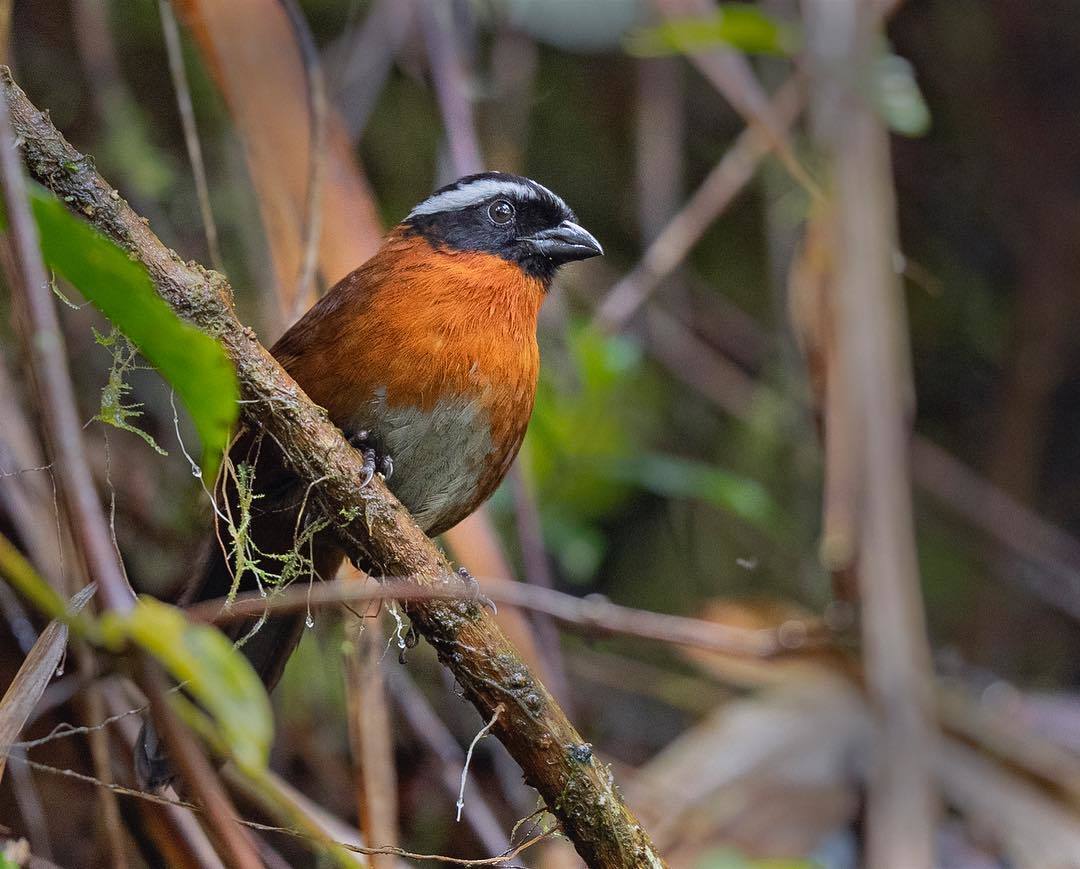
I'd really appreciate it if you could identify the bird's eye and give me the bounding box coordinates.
[488,199,515,225]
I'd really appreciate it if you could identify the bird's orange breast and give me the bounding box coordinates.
[272,230,545,534]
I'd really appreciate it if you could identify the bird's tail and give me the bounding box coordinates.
[135,435,344,790]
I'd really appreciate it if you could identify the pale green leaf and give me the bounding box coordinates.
[870,52,931,137]
[627,5,798,57]
[102,597,273,771]
[607,454,778,529]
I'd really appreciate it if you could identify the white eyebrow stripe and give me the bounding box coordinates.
[406,178,568,219]
[407,179,537,218]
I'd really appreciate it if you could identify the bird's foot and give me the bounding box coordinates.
[457,566,497,614]
[348,430,394,487]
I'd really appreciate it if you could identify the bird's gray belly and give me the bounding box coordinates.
[347,390,494,534]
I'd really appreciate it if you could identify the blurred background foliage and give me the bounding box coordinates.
[5,0,1080,867]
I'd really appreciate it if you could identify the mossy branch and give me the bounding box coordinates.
[0,67,665,868]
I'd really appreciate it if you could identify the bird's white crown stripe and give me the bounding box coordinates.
[407,178,567,219]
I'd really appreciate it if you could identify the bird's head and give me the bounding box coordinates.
[402,172,603,284]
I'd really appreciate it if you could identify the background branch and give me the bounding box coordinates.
[804,2,939,864]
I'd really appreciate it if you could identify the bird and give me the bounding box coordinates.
[136,171,602,788]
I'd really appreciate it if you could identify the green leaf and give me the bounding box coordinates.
[606,454,778,530]
[626,5,798,57]
[0,533,97,639]
[101,597,273,771]
[696,849,819,869]
[28,186,237,479]
[870,52,931,137]
[0,532,270,771]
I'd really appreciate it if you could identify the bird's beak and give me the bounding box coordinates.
[520,220,603,264]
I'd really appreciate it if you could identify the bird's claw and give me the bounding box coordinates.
[457,566,497,614]
[350,430,393,488]
[359,448,376,488]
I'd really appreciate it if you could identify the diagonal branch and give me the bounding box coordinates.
[594,76,804,331]
[0,67,665,869]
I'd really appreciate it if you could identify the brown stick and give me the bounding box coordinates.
[343,617,398,868]
[804,2,938,865]
[0,68,665,869]
[139,664,264,868]
[651,0,817,195]
[185,576,808,657]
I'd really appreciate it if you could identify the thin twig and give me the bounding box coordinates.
[187,575,817,657]
[330,0,416,142]
[457,705,503,823]
[275,0,328,321]
[0,344,67,592]
[593,76,805,331]
[343,616,399,867]
[910,439,1080,624]
[14,754,554,866]
[158,0,224,273]
[76,655,129,869]
[12,700,147,751]
[70,0,180,244]
[386,669,511,855]
[417,0,483,176]
[651,0,819,197]
[636,56,686,243]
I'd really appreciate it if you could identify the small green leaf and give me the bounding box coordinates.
[102,597,273,771]
[28,187,238,479]
[626,5,798,57]
[697,851,819,869]
[1,533,270,770]
[0,533,96,637]
[607,454,778,529]
[870,52,931,137]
